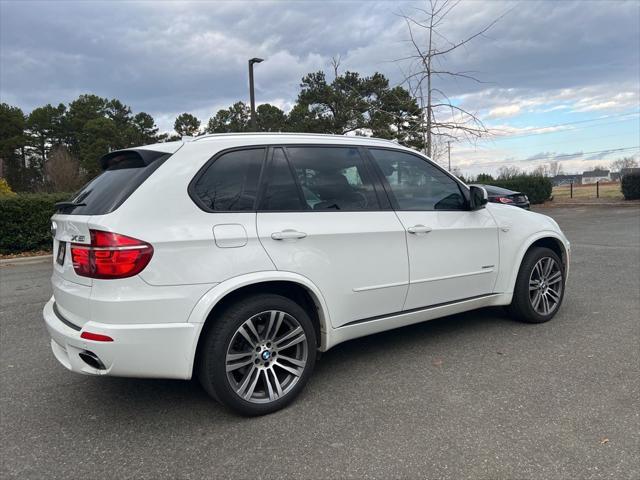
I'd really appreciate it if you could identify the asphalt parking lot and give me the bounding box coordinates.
[1,206,639,479]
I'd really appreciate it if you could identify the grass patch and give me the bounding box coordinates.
[552,182,623,201]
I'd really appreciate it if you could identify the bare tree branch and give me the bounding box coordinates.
[395,0,506,161]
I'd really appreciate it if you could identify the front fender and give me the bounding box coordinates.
[500,230,570,294]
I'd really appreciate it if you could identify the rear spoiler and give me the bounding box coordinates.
[99,149,171,171]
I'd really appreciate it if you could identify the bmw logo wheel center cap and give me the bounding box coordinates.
[255,344,275,367]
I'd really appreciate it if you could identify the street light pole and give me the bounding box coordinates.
[248,57,264,131]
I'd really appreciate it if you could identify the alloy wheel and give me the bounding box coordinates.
[528,257,563,316]
[225,310,308,404]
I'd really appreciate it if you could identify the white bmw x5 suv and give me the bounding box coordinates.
[44,133,569,415]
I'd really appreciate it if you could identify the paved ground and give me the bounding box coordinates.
[1,206,638,479]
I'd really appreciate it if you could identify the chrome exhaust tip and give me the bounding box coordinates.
[78,350,106,370]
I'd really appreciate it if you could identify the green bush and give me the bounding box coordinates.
[621,172,640,200]
[490,175,553,204]
[0,193,71,254]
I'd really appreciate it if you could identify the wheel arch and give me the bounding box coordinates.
[186,272,331,378]
[508,232,569,293]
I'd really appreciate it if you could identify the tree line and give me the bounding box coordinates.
[0,69,425,193]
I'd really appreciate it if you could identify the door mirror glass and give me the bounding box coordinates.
[469,185,488,210]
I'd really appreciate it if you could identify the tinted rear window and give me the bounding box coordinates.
[59,151,170,215]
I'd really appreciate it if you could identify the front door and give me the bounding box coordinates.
[367,148,499,310]
[256,146,409,328]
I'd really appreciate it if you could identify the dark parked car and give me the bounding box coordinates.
[471,184,530,209]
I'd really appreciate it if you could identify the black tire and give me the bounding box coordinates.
[197,293,317,416]
[507,246,565,323]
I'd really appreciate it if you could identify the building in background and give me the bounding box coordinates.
[581,169,611,184]
[552,174,582,186]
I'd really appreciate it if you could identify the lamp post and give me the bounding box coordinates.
[248,57,264,131]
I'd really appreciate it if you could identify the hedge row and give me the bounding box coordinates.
[621,172,640,200]
[0,193,71,254]
[489,175,553,204]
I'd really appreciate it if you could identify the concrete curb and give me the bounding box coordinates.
[0,254,52,266]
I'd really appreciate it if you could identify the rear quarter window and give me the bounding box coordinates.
[190,148,265,212]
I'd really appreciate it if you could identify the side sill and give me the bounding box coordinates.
[340,294,496,328]
[325,293,509,351]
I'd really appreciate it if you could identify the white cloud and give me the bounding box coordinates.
[486,104,521,119]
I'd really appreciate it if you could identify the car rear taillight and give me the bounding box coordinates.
[496,197,514,204]
[71,230,153,279]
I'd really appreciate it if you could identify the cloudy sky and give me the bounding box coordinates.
[1,0,639,175]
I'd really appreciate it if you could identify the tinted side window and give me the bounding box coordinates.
[192,148,264,211]
[286,147,379,210]
[260,148,307,211]
[369,149,466,211]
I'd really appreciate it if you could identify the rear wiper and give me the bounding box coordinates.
[54,201,86,211]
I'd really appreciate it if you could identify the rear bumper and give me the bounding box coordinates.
[43,297,199,379]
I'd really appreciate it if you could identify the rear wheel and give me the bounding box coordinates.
[198,294,316,416]
[508,247,565,323]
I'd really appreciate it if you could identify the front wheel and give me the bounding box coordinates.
[198,294,316,416]
[508,247,565,323]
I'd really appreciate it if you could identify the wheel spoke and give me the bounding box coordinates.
[529,279,540,291]
[237,325,257,348]
[277,331,306,350]
[236,365,257,397]
[226,357,254,372]
[547,288,560,303]
[240,367,261,400]
[547,271,562,284]
[274,360,304,377]
[270,369,283,397]
[263,311,276,340]
[226,352,252,361]
[543,258,554,277]
[541,294,550,315]
[263,369,276,401]
[277,354,306,368]
[532,262,542,280]
[275,326,303,346]
[244,318,262,343]
[269,312,284,341]
[532,290,542,311]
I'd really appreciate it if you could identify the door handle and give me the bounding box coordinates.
[407,225,433,234]
[271,229,307,240]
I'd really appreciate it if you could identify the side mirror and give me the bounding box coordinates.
[469,186,488,210]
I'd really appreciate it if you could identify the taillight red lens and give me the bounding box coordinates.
[497,197,514,204]
[71,230,153,279]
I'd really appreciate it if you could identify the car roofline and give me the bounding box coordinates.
[190,132,400,146]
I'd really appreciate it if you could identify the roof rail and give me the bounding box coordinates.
[191,132,399,145]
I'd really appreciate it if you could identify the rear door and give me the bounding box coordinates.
[256,146,409,328]
[367,148,499,310]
